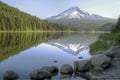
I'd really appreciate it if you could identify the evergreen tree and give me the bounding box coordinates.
[0,1,69,31]
[112,17,120,33]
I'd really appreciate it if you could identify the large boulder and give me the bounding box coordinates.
[90,66,104,76]
[96,46,120,59]
[74,60,91,72]
[29,69,51,80]
[104,46,120,58]
[90,54,111,68]
[3,70,19,80]
[60,64,73,74]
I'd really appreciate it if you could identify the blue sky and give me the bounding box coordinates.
[1,0,120,19]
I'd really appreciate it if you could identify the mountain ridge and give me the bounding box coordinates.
[46,7,116,31]
[47,7,109,20]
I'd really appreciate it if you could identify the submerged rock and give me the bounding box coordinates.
[29,69,51,80]
[3,70,19,80]
[74,60,91,72]
[40,66,58,76]
[53,60,57,63]
[90,54,111,68]
[60,64,73,74]
[78,56,83,59]
[30,66,58,80]
[59,74,72,80]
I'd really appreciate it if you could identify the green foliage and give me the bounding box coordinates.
[0,32,71,61]
[90,33,119,54]
[112,17,120,33]
[99,33,116,43]
[90,16,120,55]
[90,40,111,55]
[90,32,120,54]
[0,1,69,31]
[115,33,120,45]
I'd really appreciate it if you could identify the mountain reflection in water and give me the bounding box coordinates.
[0,32,100,80]
[47,43,87,55]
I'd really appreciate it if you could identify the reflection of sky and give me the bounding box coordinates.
[0,33,99,79]
[0,43,91,79]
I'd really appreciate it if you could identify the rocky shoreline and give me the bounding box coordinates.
[3,46,120,80]
[95,46,120,80]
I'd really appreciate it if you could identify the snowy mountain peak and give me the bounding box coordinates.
[47,7,105,20]
[65,6,82,13]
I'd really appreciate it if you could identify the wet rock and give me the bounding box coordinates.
[59,74,72,80]
[50,66,59,76]
[29,69,51,80]
[3,70,19,80]
[78,57,83,59]
[53,60,57,63]
[40,66,58,75]
[74,60,91,72]
[90,54,111,68]
[60,64,73,74]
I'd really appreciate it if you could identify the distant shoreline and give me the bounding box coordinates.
[0,31,111,33]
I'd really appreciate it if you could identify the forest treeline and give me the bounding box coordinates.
[0,1,69,31]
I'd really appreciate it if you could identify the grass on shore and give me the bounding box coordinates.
[90,32,120,55]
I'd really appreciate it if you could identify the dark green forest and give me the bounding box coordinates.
[112,17,120,33]
[0,1,69,31]
[0,32,70,61]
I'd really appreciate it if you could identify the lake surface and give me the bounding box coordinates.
[0,32,101,80]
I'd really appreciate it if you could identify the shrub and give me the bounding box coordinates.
[115,33,120,46]
[90,40,110,55]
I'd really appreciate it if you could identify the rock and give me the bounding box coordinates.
[53,60,57,63]
[104,50,115,58]
[3,70,19,80]
[40,66,58,75]
[90,54,111,68]
[78,56,83,59]
[75,72,91,80]
[95,46,120,59]
[74,60,91,72]
[29,69,51,80]
[50,66,58,74]
[60,64,73,74]
[30,66,58,80]
[96,50,114,59]
[90,66,104,76]
[59,75,72,80]
[93,66,104,72]
[96,51,105,54]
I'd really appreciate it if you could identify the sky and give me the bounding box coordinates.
[1,0,120,19]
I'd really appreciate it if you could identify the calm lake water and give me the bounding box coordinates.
[0,32,102,80]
